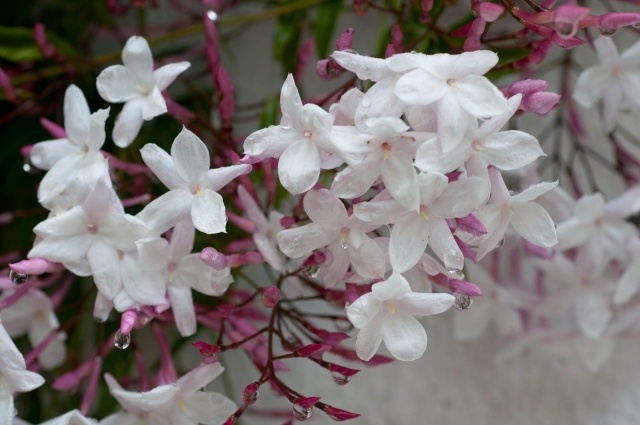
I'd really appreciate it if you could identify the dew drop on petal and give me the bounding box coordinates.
[293,404,313,421]
[596,27,617,36]
[114,330,131,349]
[9,270,29,285]
[454,293,473,311]
[206,10,218,21]
[443,250,463,274]
[341,49,358,55]
[331,370,352,385]
[23,163,31,172]
[361,97,371,108]
[555,23,573,38]
[496,237,505,248]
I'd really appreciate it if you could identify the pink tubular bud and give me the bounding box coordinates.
[507,79,548,96]
[336,27,354,51]
[0,68,16,102]
[239,154,263,165]
[34,23,60,59]
[280,216,296,228]
[9,258,63,275]
[192,341,222,363]
[216,66,234,125]
[226,211,256,233]
[456,214,487,237]
[120,310,138,334]
[242,251,264,265]
[478,2,504,22]
[321,404,361,421]
[200,247,229,270]
[295,396,321,409]
[521,91,560,115]
[597,12,640,32]
[421,0,434,21]
[449,279,483,297]
[553,5,589,39]
[328,363,360,378]
[217,304,234,317]
[261,286,280,308]
[242,382,260,405]
[297,343,331,358]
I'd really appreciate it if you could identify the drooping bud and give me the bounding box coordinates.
[192,341,222,363]
[261,286,281,308]
[297,343,331,358]
[200,247,229,269]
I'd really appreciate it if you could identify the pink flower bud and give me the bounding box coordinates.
[242,382,260,405]
[327,363,360,378]
[200,247,229,270]
[295,396,321,409]
[217,304,234,317]
[0,68,16,103]
[449,279,483,297]
[321,404,361,421]
[216,66,234,125]
[553,5,589,39]
[478,2,504,22]
[280,216,296,228]
[120,310,138,335]
[34,23,59,59]
[297,343,331,358]
[521,91,560,115]
[192,341,221,363]
[261,286,280,308]
[336,27,355,51]
[456,214,487,237]
[242,251,264,265]
[9,258,62,275]
[421,0,434,21]
[597,12,640,33]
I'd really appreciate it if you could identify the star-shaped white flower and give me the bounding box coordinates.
[138,127,251,235]
[346,273,455,361]
[97,36,190,147]
[573,36,640,132]
[102,363,236,425]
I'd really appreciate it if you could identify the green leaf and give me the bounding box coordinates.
[274,7,305,74]
[260,95,280,128]
[314,0,343,58]
[0,26,43,62]
[0,25,76,62]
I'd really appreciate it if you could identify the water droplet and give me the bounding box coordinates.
[508,190,515,196]
[331,370,352,385]
[361,97,371,108]
[23,163,31,172]
[496,238,505,248]
[341,49,358,55]
[340,239,348,250]
[454,293,473,311]
[596,27,617,37]
[303,130,313,138]
[303,266,319,279]
[242,383,260,405]
[555,23,573,38]
[293,404,313,421]
[114,330,131,349]
[206,10,218,21]
[281,123,291,130]
[9,270,29,285]
[443,250,463,274]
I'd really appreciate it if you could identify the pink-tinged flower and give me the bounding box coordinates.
[237,185,286,272]
[276,188,384,287]
[135,220,233,336]
[243,74,365,194]
[614,237,640,305]
[102,363,236,425]
[0,316,45,424]
[29,85,110,211]
[573,36,640,132]
[347,273,455,361]
[354,173,489,273]
[97,36,190,147]
[138,127,251,235]
[453,261,532,340]
[475,167,557,260]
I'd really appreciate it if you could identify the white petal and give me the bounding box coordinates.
[319,241,350,287]
[113,99,145,148]
[191,188,226,234]
[304,188,348,230]
[481,130,544,170]
[30,139,77,170]
[171,127,210,185]
[511,202,558,247]
[331,162,380,199]
[88,242,122,300]
[137,238,170,271]
[122,36,154,89]
[372,272,411,300]
[177,363,224,395]
[354,77,405,124]
[456,75,509,117]
[614,258,640,304]
[347,293,380,328]
[475,204,509,260]
[243,125,296,158]
[121,257,167,306]
[33,206,87,237]
[154,61,190,91]
[395,68,447,106]
[430,177,489,218]
[96,65,138,103]
[382,312,427,361]
[86,108,110,154]
[331,51,391,81]
[389,213,430,273]
[348,231,385,279]
[451,50,499,77]
[205,164,252,192]
[183,392,237,425]
[396,292,455,316]
[280,74,303,126]
[575,289,612,339]
[140,143,185,190]
[276,223,338,258]
[278,139,320,195]
[414,138,470,174]
[170,219,196,260]
[436,90,467,148]
[169,284,196,336]
[28,234,92,264]
[137,190,192,235]
[176,255,216,294]
[428,217,464,271]
[381,150,419,212]
[140,86,167,120]
[572,66,609,107]
[511,180,558,203]
[355,311,385,361]
[63,85,90,145]
[353,198,407,227]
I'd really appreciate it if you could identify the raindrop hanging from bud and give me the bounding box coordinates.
[114,330,131,349]
[596,26,617,36]
[330,370,352,386]
[292,404,313,421]
[454,293,473,311]
[303,266,319,279]
[9,270,29,285]
[496,237,505,248]
[242,382,260,405]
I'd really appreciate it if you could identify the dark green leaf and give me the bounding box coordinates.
[314,0,343,58]
[260,95,280,128]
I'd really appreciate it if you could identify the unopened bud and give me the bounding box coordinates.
[261,286,280,308]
